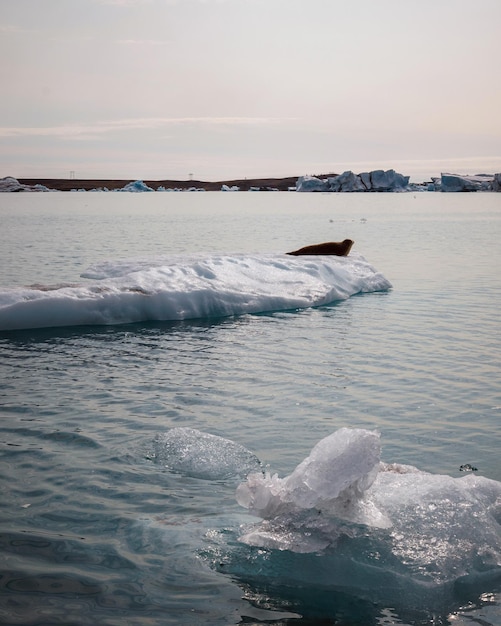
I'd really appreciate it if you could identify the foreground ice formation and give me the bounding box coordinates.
[201,428,501,616]
[235,429,501,564]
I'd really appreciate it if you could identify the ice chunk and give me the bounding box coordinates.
[327,171,367,192]
[236,428,386,525]
[235,428,501,585]
[150,427,262,480]
[203,428,501,620]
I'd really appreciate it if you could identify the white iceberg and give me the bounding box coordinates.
[236,428,385,526]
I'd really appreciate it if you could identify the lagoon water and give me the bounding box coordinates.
[0,191,500,625]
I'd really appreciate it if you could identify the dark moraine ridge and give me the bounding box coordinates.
[18,176,314,192]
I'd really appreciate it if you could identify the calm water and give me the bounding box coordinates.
[0,192,500,625]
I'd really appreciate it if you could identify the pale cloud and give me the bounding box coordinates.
[95,0,154,6]
[0,24,34,34]
[0,117,297,140]
[116,39,170,46]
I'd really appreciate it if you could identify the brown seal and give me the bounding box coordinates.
[286,239,354,256]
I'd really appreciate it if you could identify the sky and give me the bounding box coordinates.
[1,0,500,182]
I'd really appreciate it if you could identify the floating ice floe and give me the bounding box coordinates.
[0,252,391,331]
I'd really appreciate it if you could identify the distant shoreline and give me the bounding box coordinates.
[12,170,500,193]
[17,176,301,192]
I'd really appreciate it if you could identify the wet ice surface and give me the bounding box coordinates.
[149,427,262,480]
[196,428,501,617]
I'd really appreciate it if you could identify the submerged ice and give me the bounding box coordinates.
[150,428,261,481]
[0,252,391,331]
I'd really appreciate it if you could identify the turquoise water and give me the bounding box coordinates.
[0,192,500,625]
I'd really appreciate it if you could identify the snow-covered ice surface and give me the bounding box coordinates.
[0,252,391,331]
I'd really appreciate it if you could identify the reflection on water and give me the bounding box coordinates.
[0,193,500,625]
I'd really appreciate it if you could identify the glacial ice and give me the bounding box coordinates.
[198,427,500,618]
[236,428,386,525]
[438,172,496,192]
[117,180,154,192]
[150,428,261,480]
[235,428,501,586]
[0,252,391,331]
[0,176,51,192]
[295,170,501,192]
[2,173,500,192]
[296,169,410,192]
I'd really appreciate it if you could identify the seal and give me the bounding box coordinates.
[286,239,354,257]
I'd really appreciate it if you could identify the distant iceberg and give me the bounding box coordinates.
[116,180,154,192]
[0,176,51,192]
[436,173,496,192]
[296,169,410,192]
[2,173,500,193]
